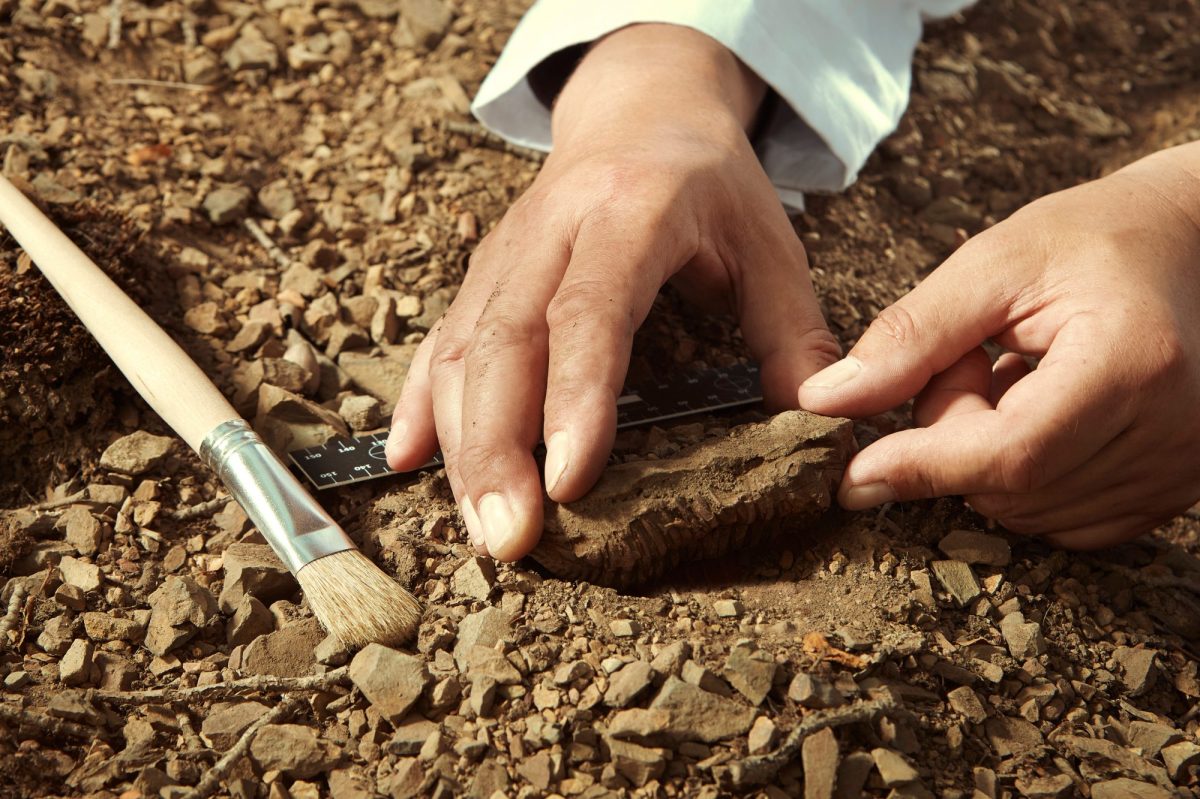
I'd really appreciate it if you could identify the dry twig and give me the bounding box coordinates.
[0,704,108,742]
[724,693,900,786]
[31,490,87,511]
[169,495,231,521]
[181,695,305,799]
[106,0,123,50]
[444,120,546,163]
[0,585,26,649]
[91,666,350,705]
[108,78,213,91]
[243,218,295,271]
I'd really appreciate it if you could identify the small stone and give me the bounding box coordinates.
[609,708,672,743]
[1162,741,1200,782]
[328,766,374,799]
[748,716,778,755]
[255,383,349,454]
[218,543,294,613]
[553,660,594,686]
[81,612,142,642]
[604,661,654,708]
[451,557,495,601]
[53,583,85,611]
[249,724,339,778]
[226,319,270,353]
[37,614,76,655]
[99,431,174,475]
[4,671,30,689]
[801,727,838,799]
[339,347,417,402]
[1000,611,1047,661]
[395,0,452,50]
[938,530,1011,566]
[985,717,1044,757]
[1128,721,1183,758]
[648,676,755,744]
[713,599,743,618]
[281,262,324,299]
[370,294,399,344]
[203,184,253,225]
[872,748,918,786]
[325,322,369,359]
[453,607,512,671]
[682,660,732,697]
[338,394,382,432]
[349,643,430,722]
[788,673,842,709]
[58,506,104,556]
[836,751,875,799]
[146,575,218,656]
[610,619,641,638]
[201,701,269,750]
[724,645,777,706]
[59,638,95,686]
[241,617,324,678]
[1014,774,1073,799]
[1090,779,1170,799]
[946,685,987,724]
[224,31,279,72]
[650,641,691,677]
[226,594,274,647]
[1114,646,1158,697]
[58,555,102,593]
[931,560,981,605]
[606,738,667,786]
[464,646,521,685]
[258,180,296,220]
[390,718,440,755]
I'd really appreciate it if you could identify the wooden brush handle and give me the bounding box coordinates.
[0,176,239,452]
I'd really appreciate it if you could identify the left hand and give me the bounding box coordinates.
[798,142,1200,548]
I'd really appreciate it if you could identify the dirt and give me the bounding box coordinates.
[2,1,1200,798]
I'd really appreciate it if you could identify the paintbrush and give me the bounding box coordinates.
[0,176,421,648]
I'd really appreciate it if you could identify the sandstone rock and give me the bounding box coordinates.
[748,716,778,754]
[258,180,297,220]
[604,661,654,708]
[931,560,981,605]
[1128,721,1183,758]
[99,431,174,475]
[395,0,452,50]
[338,394,383,432]
[146,576,218,655]
[647,676,755,744]
[801,727,838,798]
[183,48,222,84]
[463,645,521,685]
[1162,740,1200,782]
[249,724,339,778]
[1090,779,1170,799]
[349,643,430,722]
[218,543,294,613]
[82,612,142,643]
[1014,774,1073,798]
[58,506,104,556]
[1114,646,1158,696]
[606,737,667,786]
[60,638,95,686]
[713,599,743,618]
[203,184,252,224]
[241,617,324,678]
[255,383,349,454]
[453,607,512,671]
[608,708,672,743]
[947,685,987,724]
[227,594,274,647]
[450,557,495,600]
[650,641,691,677]
[986,717,1045,758]
[37,614,77,655]
[788,673,842,709]
[389,717,439,755]
[872,748,918,786]
[58,555,102,593]
[724,645,777,706]
[1000,612,1046,660]
[201,701,269,750]
[224,30,279,72]
[338,346,418,403]
[937,529,1011,566]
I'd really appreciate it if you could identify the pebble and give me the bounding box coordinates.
[872,748,919,786]
[249,724,340,779]
[1114,646,1158,696]
[217,543,295,613]
[801,727,838,799]
[99,431,174,475]
[54,583,85,611]
[3,671,29,689]
[553,660,593,686]
[647,676,755,744]
[396,0,452,50]
[724,644,777,705]
[1014,774,1073,798]
[81,612,142,642]
[650,641,691,676]
[58,555,103,593]
[339,348,417,402]
[258,180,297,220]
[59,638,95,686]
[931,560,982,605]
[1161,740,1200,782]
[837,751,875,799]
[350,643,431,722]
[608,708,672,743]
[985,717,1045,757]
[241,617,324,678]
[450,557,495,601]
[453,607,512,671]
[606,738,667,786]
[37,614,77,655]
[1127,721,1183,758]
[201,701,269,750]
[1090,779,1171,799]
[390,718,440,755]
[938,530,1011,567]
[788,673,842,709]
[999,611,1047,660]
[946,685,987,724]
[145,576,217,655]
[58,506,104,556]
[463,646,521,685]
[203,184,253,225]
[224,30,279,72]
[610,619,641,638]
[747,716,778,754]
[604,660,654,708]
[226,594,274,647]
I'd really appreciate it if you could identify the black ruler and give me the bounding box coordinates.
[288,361,762,490]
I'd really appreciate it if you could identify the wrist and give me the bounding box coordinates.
[550,24,765,151]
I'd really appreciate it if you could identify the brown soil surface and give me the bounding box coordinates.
[2,1,1200,798]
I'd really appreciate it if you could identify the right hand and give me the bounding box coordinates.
[385,24,841,561]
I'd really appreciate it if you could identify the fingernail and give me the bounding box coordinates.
[544,431,570,494]
[460,494,485,549]
[479,492,516,557]
[802,357,862,390]
[841,481,896,510]
[384,420,407,462]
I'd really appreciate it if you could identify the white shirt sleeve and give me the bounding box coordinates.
[472,0,976,209]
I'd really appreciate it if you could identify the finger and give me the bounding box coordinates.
[542,222,674,503]
[727,215,841,409]
[836,317,1138,510]
[798,235,1024,418]
[1039,516,1158,550]
[912,347,993,427]
[989,352,1030,406]
[459,254,566,562]
[385,330,439,471]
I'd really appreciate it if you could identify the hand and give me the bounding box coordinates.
[386,24,840,561]
[799,142,1200,548]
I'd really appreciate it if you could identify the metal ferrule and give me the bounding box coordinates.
[200,419,354,574]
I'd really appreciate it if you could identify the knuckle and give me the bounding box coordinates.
[868,304,921,349]
[464,314,543,362]
[429,333,468,374]
[965,493,1016,521]
[546,278,633,335]
[998,434,1051,493]
[455,440,508,483]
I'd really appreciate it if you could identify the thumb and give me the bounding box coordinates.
[797,243,1013,418]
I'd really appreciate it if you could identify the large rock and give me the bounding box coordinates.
[349,643,430,722]
[241,617,324,677]
[99,431,174,475]
[647,676,755,744]
[201,701,270,750]
[218,543,295,613]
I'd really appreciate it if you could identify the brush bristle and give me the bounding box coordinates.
[296,549,422,648]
